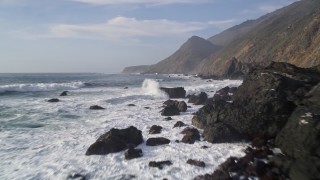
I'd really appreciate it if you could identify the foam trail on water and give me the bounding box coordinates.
[141,79,167,98]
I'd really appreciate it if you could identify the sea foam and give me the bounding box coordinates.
[0,82,85,93]
[142,79,168,98]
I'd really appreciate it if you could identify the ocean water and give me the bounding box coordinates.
[0,73,245,180]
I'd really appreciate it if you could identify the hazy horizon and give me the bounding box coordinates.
[0,0,298,73]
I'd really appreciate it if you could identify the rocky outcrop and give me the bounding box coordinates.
[194,62,320,179]
[194,62,320,143]
[160,87,186,98]
[85,126,143,155]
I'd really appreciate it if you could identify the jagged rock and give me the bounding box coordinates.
[181,127,200,144]
[85,126,143,155]
[149,125,163,134]
[47,98,59,102]
[160,104,180,116]
[160,87,186,98]
[149,161,172,169]
[173,121,186,128]
[146,137,170,146]
[193,62,320,143]
[60,91,68,96]
[187,159,205,167]
[188,92,208,105]
[89,105,105,110]
[213,86,232,101]
[124,148,143,160]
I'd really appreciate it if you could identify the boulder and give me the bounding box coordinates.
[149,125,163,134]
[124,148,143,160]
[188,92,208,105]
[89,105,105,110]
[149,161,172,169]
[181,127,201,144]
[173,121,186,128]
[160,87,186,98]
[146,137,170,146]
[85,126,143,155]
[163,100,187,112]
[47,98,59,102]
[187,159,205,168]
[60,91,68,96]
[160,104,180,116]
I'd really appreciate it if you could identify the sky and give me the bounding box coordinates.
[0,0,298,73]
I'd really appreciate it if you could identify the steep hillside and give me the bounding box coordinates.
[144,36,220,74]
[200,0,320,76]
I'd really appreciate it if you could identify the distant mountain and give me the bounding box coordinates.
[200,0,320,76]
[144,36,221,74]
[122,65,150,74]
[122,0,320,77]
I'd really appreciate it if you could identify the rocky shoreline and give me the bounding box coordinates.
[82,62,319,179]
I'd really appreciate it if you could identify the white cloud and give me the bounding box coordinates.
[11,16,237,43]
[71,0,209,6]
[208,19,236,29]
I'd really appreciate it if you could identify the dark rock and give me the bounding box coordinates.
[124,148,143,160]
[192,62,320,144]
[127,104,136,106]
[146,137,170,146]
[164,117,173,121]
[60,91,68,96]
[67,173,87,180]
[163,99,187,112]
[216,86,230,96]
[213,87,232,102]
[149,125,163,134]
[181,127,200,144]
[89,105,105,110]
[160,87,186,98]
[229,87,238,94]
[47,98,59,102]
[149,161,172,169]
[85,126,143,155]
[160,104,180,116]
[201,146,209,149]
[124,87,128,89]
[176,101,187,112]
[144,107,151,109]
[187,159,205,167]
[203,122,245,143]
[173,121,186,128]
[188,92,208,105]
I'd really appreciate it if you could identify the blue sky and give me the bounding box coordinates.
[0,0,298,73]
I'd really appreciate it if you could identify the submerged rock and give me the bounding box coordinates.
[160,87,186,98]
[89,105,105,110]
[47,98,59,102]
[187,159,205,168]
[85,126,143,155]
[146,137,170,146]
[149,161,172,169]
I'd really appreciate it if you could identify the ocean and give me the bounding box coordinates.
[0,73,246,179]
